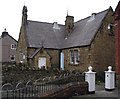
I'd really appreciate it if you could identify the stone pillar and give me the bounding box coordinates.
[105,66,115,91]
[85,66,96,94]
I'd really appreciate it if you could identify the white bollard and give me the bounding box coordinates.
[105,66,115,91]
[85,66,96,94]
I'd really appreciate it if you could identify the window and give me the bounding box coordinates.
[10,55,15,61]
[11,44,16,49]
[70,50,74,64]
[70,49,79,65]
[74,50,79,64]
[19,52,25,61]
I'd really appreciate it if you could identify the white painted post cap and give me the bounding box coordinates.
[108,66,112,71]
[88,66,93,72]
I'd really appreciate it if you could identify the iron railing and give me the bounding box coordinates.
[1,73,84,98]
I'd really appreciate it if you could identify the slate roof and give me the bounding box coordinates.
[1,31,18,42]
[26,8,110,49]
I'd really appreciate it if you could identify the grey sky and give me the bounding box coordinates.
[0,0,119,40]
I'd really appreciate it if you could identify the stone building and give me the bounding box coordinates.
[16,6,115,72]
[0,29,17,63]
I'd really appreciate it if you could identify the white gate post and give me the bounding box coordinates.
[85,66,96,94]
[105,66,115,91]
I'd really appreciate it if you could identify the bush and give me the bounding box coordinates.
[96,71,105,83]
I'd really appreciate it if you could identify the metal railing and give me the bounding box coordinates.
[1,73,84,98]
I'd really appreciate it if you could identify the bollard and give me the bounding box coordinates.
[85,66,96,94]
[105,66,115,91]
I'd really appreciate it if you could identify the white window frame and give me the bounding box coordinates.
[70,50,74,64]
[11,44,16,49]
[74,50,79,65]
[38,57,47,69]
[70,49,79,65]
[10,55,15,61]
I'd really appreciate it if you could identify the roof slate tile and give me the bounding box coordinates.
[26,8,109,49]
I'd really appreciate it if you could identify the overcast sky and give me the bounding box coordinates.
[0,0,119,40]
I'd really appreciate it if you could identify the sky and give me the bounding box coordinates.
[0,0,119,40]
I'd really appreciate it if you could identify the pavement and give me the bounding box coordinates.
[71,83,120,99]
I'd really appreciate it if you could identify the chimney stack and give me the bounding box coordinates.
[1,28,8,38]
[65,15,74,34]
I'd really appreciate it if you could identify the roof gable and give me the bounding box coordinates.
[1,33,17,43]
[29,47,51,59]
[1,29,17,42]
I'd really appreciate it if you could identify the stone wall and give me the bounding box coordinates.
[27,48,60,69]
[46,49,60,68]
[63,47,89,72]
[89,9,115,72]
[16,26,28,65]
[32,49,51,69]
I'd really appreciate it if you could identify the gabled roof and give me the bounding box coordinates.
[0,31,17,42]
[25,7,111,49]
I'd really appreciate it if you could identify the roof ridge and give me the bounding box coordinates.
[1,33,17,42]
[28,20,65,26]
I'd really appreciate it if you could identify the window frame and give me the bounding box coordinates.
[70,50,74,64]
[11,44,16,49]
[10,55,15,61]
[70,49,79,65]
[74,50,79,65]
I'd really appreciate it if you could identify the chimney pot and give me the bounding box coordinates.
[1,28,8,38]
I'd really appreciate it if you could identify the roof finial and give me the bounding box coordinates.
[4,28,6,32]
[67,9,69,16]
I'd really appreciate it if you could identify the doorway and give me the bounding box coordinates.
[38,57,46,69]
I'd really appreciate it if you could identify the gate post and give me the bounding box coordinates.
[85,66,96,94]
[105,66,115,91]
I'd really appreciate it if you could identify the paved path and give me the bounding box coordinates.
[71,83,120,99]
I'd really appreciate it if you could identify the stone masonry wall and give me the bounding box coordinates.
[27,48,60,69]
[16,27,28,65]
[89,9,115,72]
[63,47,90,72]
[46,49,60,69]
